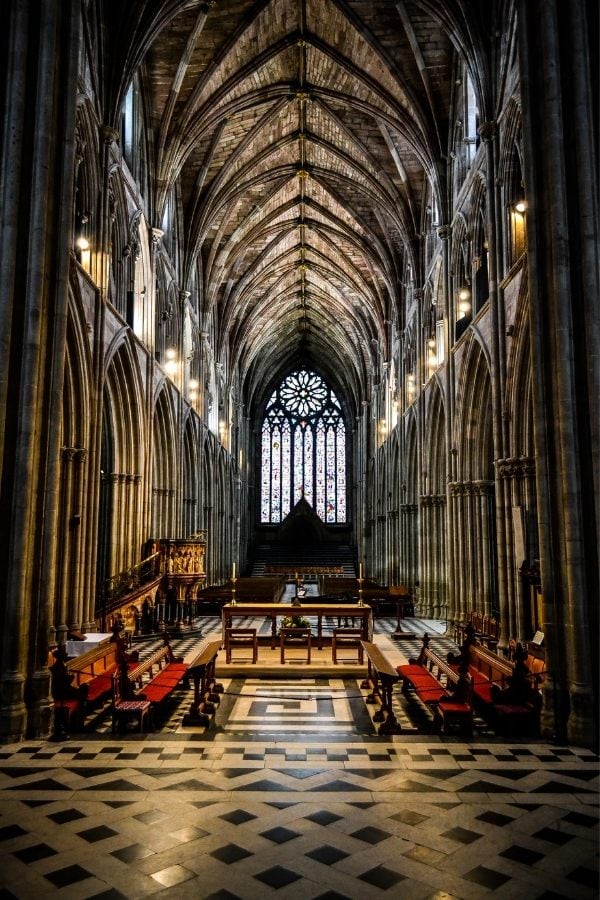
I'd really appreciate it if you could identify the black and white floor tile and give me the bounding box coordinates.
[0,619,597,898]
[0,734,597,899]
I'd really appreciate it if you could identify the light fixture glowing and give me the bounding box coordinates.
[458,287,471,301]
[165,347,177,360]
[514,200,527,214]
[188,379,199,390]
[76,236,89,251]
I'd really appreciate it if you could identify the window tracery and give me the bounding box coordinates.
[260,370,346,523]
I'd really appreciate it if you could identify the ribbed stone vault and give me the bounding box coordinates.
[99,0,465,414]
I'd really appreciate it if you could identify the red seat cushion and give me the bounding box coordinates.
[438,702,471,713]
[151,674,182,687]
[397,664,425,677]
[140,685,173,703]
[474,682,495,704]
[86,675,113,702]
[165,663,188,674]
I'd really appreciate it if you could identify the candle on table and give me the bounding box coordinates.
[359,562,363,580]
[232,562,236,580]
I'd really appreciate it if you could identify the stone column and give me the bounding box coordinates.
[496,456,537,642]
[438,225,457,625]
[0,2,81,740]
[518,0,598,747]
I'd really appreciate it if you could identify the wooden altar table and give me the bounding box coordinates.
[221,602,372,651]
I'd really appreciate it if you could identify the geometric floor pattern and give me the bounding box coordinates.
[0,614,598,898]
[0,738,598,899]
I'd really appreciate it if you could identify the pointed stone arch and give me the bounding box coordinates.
[151,382,178,538]
[98,335,145,590]
[54,279,95,640]
[420,380,447,617]
[451,336,497,622]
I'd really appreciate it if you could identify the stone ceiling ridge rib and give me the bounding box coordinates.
[120,0,462,411]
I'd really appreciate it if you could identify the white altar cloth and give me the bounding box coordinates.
[65,632,112,657]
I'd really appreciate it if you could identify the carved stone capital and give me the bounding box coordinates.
[496,456,536,479]
[478,120,497,143]
[100,125,120,146]
[472,479,494,495]
[421,494,446,507]
[437,224,451,241]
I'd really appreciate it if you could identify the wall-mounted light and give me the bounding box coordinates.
[457,287,471,317]
[514,199,527,214]
[75,236,91,271]
[164,347,178,377]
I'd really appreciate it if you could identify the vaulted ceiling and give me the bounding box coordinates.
[96,0,489,417]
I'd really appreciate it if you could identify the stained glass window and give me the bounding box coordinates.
[260,369,347,523]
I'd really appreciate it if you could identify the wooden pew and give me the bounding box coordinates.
[396,634,474,735]
[454,610,500,650]
[360,641,402,735]
[449,638,543,736]
[318,577,414,618]
[66,637,139,708]
[182,638,223,726]
[118,636,189,719]
[196,576,286,611]
[50,633,139,730]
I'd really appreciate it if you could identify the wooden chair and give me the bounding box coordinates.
[280,627,311,664]
[332,628,364,664]
[225,627,258,663]
[111,672,151,734]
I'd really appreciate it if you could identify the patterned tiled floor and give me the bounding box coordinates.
[0,618,597,898]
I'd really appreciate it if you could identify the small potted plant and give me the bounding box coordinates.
[279,614,310,633]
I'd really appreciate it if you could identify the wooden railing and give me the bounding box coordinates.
[100,553,162,619]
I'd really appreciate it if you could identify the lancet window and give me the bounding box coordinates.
[260,370,346,524]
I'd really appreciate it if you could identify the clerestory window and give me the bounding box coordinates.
[260,369,346,524]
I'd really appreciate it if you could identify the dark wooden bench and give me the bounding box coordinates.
[360,641,402,734]
[123,637,189,711]
[50,635,139,731]
[182,638,223,726]
[396,634,474,735]
[396,634,451,704]
[452,640,543,736]
[67,637,139,708]
[454,611,500,650]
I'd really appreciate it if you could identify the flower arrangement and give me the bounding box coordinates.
[279,614,310,633]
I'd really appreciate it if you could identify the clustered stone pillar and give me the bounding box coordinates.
[517,0,598,747]
[419,495,446,619]
[399,503,418,596]
[0,2,81,740]
[496,456,537,641]
[448,481,495,630]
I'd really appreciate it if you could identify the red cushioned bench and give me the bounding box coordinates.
[449,640,543,736]
[66,636,140,707]
[396,634,452,705]
[50,636,140,730]
[396,634,474,734]
[126,637,189,709]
